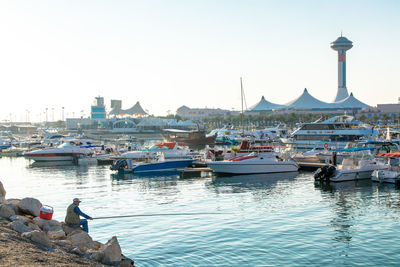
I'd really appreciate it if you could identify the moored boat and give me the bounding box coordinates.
[23,139,98,162]
[206,153,299,175]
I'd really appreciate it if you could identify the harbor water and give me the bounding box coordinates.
[2,157,400,266]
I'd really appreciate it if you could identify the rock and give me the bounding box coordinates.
[30,230,52,248]
[62,223,82,235]
[33,217,61,229]
[43,224,62,232]
[55,239,72,246]
[71,247,84,255]
[68,231,94,251]
[11,220,32,233]
[27,222,41,231]
[4,199,20,205]
[0,181,6,198]
[0,204,16,218]
[93,240,104,250]
[18,198,42,217]
[9,215,31,223]
[120,255,135,267]
[86,249,104,262]
[47,229,65,240]
[22,232,33,239]
[102,236,122,264]
[1,232,13,238]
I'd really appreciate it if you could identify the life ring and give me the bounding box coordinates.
[324,143,328,149]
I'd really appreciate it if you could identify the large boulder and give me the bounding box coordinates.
[62,222,82,235]
[10,220,32,233]
[86,249,105,262]
[47,229,65,240]
[9,215,31,224]
[68,231,95,251]
[5,199,20,206]
[102,236,122,264]
[30,230,52,248]
[33,217,61,229]
[18,198,42,217]
[27,222,41,231]
[0,204,15,218]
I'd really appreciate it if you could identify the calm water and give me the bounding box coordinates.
[2,157,400,266]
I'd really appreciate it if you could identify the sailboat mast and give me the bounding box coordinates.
[240,77,244,129]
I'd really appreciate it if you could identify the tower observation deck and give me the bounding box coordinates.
[331,35,353,102]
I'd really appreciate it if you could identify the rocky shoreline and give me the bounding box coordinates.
[0,194,135,267]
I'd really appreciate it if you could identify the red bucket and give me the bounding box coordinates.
[39,205,53,220]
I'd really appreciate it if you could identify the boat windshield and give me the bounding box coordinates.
[58,141,83,148]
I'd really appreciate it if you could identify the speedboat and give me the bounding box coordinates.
[206,153,299,175]
[23,139,98,162]
[110,153,196,173]
[371,152,400,184]
[314,148,388,182]
[118,142,198,160]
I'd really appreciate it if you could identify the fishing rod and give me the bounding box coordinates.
[93,212,231,220]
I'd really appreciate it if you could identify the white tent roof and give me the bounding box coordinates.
[285,88,332,109]
[249,96,285,111]
[333,93,370,109]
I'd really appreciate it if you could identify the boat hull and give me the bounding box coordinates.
[206,161,299,175]
[371,169,400,184]
[122,159,195,173]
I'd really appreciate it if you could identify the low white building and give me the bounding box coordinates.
[176,106,239,120]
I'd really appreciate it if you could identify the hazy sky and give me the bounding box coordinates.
[1,0,399,122]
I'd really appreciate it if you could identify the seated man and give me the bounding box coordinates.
[65,198,92,232]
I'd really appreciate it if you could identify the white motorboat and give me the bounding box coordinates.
[24,139,97,162]
[371,153,400,184]
[118,142,198,160]
[314,148,388,182]
[206,153,299,175]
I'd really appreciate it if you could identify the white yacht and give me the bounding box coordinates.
[287,115,378,151]
[118,142,198,160]
[24,139,98,162]
[206,153,299,175]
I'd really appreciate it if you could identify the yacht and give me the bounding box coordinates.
[24,139,98,162]
[206,153,299,175]
[371,153,400,184]
[287,115,378,151]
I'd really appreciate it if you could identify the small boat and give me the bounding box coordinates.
[110,155,196,173]
[371,153,400,184]
[23,139,99,162]
[118,142,198,160]
[314,148,388,182]
[206,153,299,175]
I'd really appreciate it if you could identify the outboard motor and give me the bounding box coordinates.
[314,165,329,180]
[314,165,336,181]
[110,159,127,171]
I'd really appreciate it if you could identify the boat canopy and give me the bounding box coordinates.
[331,147,374,152]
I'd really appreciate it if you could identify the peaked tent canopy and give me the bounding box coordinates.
[333,93,370,109]
[248,96,285,111]
[285,88,332,109]
[110,101,148,116]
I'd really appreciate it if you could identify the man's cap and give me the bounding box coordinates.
[73,198,81,202]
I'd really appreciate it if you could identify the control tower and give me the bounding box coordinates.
[331,35,353,102]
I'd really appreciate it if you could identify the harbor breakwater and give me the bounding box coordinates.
[0,186,134,267]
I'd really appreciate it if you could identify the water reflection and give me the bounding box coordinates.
[314,179,400,256]
[29,161,75,168]
[110,171,180,180]
[210,172,298,189]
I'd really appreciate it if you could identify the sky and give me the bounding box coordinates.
[0,0,399,122]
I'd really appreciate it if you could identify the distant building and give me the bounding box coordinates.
[91,97,106,119]
[176,106,239,120]
[109,100,147,117]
